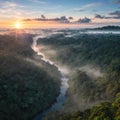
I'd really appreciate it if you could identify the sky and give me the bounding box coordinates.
[0,0,120,28]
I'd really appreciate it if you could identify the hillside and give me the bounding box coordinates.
[44,92,120,120]
[0,34,61,120]
[92,26,120,30]
[37,33,120,119]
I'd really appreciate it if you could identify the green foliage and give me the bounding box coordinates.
[0,35,60,120]
[38,33,120,102]
[44,92,120,120]
[38,34,120,69]
[37,33,120,119]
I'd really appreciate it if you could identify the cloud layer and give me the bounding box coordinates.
[115,0,120,4]
[75,2,102,12]
[0,0,120,27]
[95,10,120,19]
[77,17,91,23]
[24,15,92,24]
[109,11,120,19]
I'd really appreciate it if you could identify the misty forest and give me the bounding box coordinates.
[37,30,120,120]
[0,27,120,120]
[1,0,120,119]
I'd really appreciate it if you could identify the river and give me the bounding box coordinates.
[32,35,69,120]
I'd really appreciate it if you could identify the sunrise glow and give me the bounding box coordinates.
[0,0,119,28]
[15,22,22,29]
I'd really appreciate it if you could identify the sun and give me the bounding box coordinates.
[15,22,22,29]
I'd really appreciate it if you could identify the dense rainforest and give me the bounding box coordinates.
[0,30,120,120]
[44,92,120,120]
[0,34,61,120]
[92,26,120,30]
[37,33,120,119]
[37,34,120,69]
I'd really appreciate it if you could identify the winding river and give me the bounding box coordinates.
[32,36,69,120]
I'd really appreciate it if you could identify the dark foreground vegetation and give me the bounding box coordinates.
[37,33,120,119]
[0,34,60,120]
[92,25,120,30]
[44,92,120,120]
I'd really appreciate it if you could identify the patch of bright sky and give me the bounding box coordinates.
[5,0,119,18]
[0,0,120,28]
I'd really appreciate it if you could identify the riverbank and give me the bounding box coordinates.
[32,36,70,120]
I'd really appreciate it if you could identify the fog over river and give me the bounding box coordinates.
[32,35,69,120]
[30,29,120,120]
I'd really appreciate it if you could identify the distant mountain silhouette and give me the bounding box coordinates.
[93,26,120,30]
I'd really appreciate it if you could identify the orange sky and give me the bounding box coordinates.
[0,19,93,29]
[0,0,120,29]
[0,19,120,29]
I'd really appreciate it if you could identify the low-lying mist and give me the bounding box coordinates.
[36,44,104,79]
[36,45,71,74]
[32,37,107,114]
[25,56,61,82]
[78,65,104,79]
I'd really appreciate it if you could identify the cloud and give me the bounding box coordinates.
[0,1,24,9]
[51,16,70,23]
[75,9,85,12]
[0,1,44,19]
[94,11,120,19]
[24,16,92,24]
[29,0,46,4]
[41,14,46,19]
[83,2,102,9]
[77,17,91,23]
[55,16,70,23]
[69,17,74,20]
[4,2,17,7]
[115,0,120,4]
[75,2,102,12]
[95,14,111,19]
[109,10,120,15]
[0,1,25,18]
[109,10,120,18]
[24,15,71,23]
[95,14,105,19]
